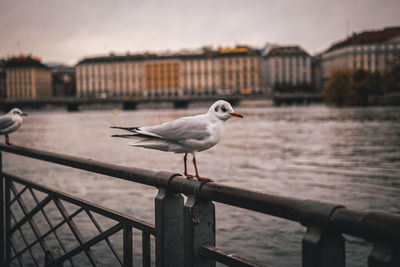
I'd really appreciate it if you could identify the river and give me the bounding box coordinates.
[4,104,400,266]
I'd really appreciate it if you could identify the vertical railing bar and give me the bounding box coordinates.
[123,225,133,267]
[53,197,98,266]
[10,236,26,267]
[10,211,40,267]
[84,208,123,266]
[5,177,11,266]
[29,188,75,267]
[9,186,29,206]
[10,207,84,262]
[8,180,50,254]
[142,231,151,267]
[0,151,4,267]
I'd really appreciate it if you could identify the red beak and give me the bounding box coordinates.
[230,112,243,118]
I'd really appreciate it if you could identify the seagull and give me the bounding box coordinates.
[111,100,243,181]
[0,108,28,145]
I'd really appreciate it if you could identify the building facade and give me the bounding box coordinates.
[75,47,262,98]
[51,64,76,97]
[321,27,400,88]
[0,59,6,99]
[5,56,52,99]
[262,45,312,92]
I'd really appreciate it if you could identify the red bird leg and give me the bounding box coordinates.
[183,153,194,178]
[192,155,212,181]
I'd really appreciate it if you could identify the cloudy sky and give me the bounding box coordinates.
[1,0,399,65]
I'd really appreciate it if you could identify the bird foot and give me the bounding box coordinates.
[185,173,195,179]
[184,173,213,182]
[197,176,212,182]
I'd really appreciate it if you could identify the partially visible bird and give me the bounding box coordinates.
[0,108,27,145]
[111,100,243,181]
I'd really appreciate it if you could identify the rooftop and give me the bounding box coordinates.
[5,56,50,69]
[265,46,310,57]
[76,46,261,65]
[326,26,400,52]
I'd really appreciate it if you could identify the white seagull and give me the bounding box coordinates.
[0,108,28,145]
[111,100,243,181]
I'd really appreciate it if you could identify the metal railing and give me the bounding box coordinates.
[0,143,399,267]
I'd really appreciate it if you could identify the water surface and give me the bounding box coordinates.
[5,105,400,266]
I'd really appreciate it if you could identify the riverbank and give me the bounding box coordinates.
[369,93,400,106]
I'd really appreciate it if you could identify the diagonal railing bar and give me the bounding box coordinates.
[53,197,98,266]
[84,209,123,266]
[10,212,40,267]
[10,236,25,267]
[11,207,84,263]
[52,223,124,267]
[8,181,51,255]
[9,186,28,207]
[142,231,151,267]
[10,194,52,235]
[4,173,156,235]
[29,188,75,267]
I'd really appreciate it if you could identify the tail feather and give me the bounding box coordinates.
[128,139,171,151]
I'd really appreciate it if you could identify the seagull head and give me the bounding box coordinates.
[208,100,243,121]
[9,108,28,117]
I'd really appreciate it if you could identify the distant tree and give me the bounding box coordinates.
[351,69,379,105]
[323,69,353,106]
[382,65,400,93]
[323,69,382,106]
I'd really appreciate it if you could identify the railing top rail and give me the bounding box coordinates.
[2,143,400,244]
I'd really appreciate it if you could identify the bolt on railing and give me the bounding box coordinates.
[1,143,400,267]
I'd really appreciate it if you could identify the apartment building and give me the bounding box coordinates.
[75,47,262,98]
[321,26,400,88]
[262,45,312,91]
[144,59,181,97]
[75,54,147,98]
[5,56,52,99]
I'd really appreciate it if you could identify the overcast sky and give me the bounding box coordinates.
[1,0,399,65]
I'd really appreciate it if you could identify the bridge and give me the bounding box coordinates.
[0,93,322,112]
[1,144,399,266]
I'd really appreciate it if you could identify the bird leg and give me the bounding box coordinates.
[5,134,10,145]
[192,155,212,182]
[183,153,194,178]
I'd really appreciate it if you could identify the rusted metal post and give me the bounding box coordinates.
[184,195,216,267]
[5,176,10,266]
[123,225,133,267]
[368,243,400,267]
[0,151,3,267]
[302,226,345,267]
[155,189,184,267]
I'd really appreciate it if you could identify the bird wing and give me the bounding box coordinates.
[0,115,15,130]
[139,114,211,143]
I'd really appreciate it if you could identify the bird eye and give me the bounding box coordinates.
[221,106,227,112]
[215,106,219,112]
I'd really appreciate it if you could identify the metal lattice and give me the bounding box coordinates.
[4,173,154,267]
